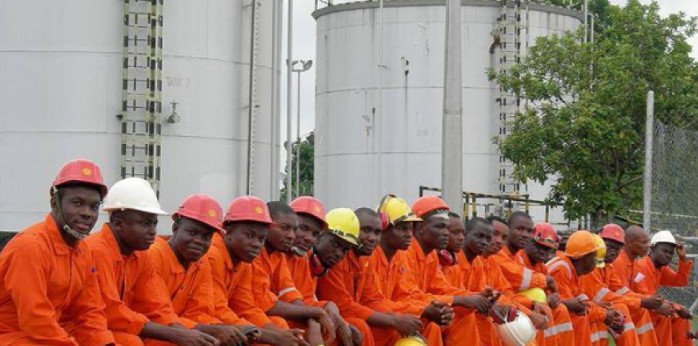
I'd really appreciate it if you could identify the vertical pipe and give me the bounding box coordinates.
[285,0,294,202]
[376,0,384,197]
[643,91,654,230]
[246,0,258,195]
[270,0,283,200]
[441,0,463,211]
[583,0,588,43]
[296,70,301,198]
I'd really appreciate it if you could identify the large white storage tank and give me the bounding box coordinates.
[313,0,582,221]
[0,0,280,232]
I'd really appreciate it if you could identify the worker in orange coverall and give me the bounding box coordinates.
[578,224,661,346]
[208,196,309,345]
[0,159,115,345]
[612,226,650,288]
[491,214,574,346]
[286,196,366,346]
[547,231,627,346]
[86,178,219,346]
[318,196,449,346]
[251,201,342,345]
[148,194,260,345]
[633,230,694,346]
[441,215,550,346]
[386,195,502,345]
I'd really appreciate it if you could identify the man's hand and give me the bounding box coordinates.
[481,287,501,303]
[461,295,493,314]
[391,314,422,336]
[421,301,455,326]
[529,311,549,330]
[334,319,354,346]
[266,328,310,346]
[194,324,247,345]
[546,275,558,293]
[655,302,674,317]
[563,298,588,315]
[676,305,693,320]
[349,324,363,346]
[172,328,221,346]
[315,310,336,344]
[677,243,687,261]
[547,292,561,309]
[604,309,625,334]
[640,295,664,310]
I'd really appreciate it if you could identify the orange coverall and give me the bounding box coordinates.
[633,255,693,346]
[286,252,375,346]
[148,237,221,328]
[318,250,443,346]
[207,234,271,328]
[547,255,609,346]
[86,224,180,346]
[494,248,575,346]
[578,265,650,346]
[612,251,638,288]
[251,247,305,329]
[391,241,480,345]
[0,215,115,346]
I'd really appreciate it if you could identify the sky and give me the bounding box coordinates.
[280,0,698,151]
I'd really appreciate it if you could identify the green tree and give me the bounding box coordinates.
[488,0,698,225]
[280,132,315,201]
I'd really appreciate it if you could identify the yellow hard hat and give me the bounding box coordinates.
[394,336,427,346]
[325,208,360,246]
[592,234,606,268]
[378,194,422,225]
[519,288,547,304]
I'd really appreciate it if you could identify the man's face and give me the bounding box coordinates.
[357,213,381,257]
[603,239,624,263]
[464,223,493,256]
[293,214,323,253]
[627,232,650,258]
[382,221,413,251]
[446,216,465,253]
[525,242,554,265]
[52,186,102,237]
[650,243,676,268]
[315,233,353,268]
[417,215,450,251]
[223,222,268,263]
[171,217,214,265]
[486,220,509,256]
[576,251,598,275]
[267,212,298,252]
[508,215,534,251]
[112,209,158,253]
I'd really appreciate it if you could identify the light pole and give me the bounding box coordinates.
[291,59,313,198]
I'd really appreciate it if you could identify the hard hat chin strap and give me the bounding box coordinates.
[52,186,87,241]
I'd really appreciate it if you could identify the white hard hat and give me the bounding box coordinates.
[103,177,167,215]
[651,230,677,246]
[496,310,536,346]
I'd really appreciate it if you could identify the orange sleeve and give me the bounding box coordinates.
[579,269,640,311]
[250,264,279,312]
[660,259,693,287]
[178,260,221,328]
[232,264,273,327]
[548,263,575,300]
[358,264,393,313]
[287,256,326,307]
[130,254,180,326]
[495,253,546,291]
[1,243,78,345]
[393,256,455,305]
[90,244,150,335]
[208,248,253,326]
[62,250,116,345]
[317,258,376,320]
[273,255,304,304]
[631,258,655,296]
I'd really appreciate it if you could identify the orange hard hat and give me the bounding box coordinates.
[52,159,108,197]
[223,196,272,225]
[533,222,559,249]
[411,195,450,219]
[564,230,598,259]
[598,224,625,245]
[173,194,225,234]
[290,196,327,227]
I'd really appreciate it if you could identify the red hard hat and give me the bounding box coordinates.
[290,196,327,227]
[223,196,272,225]
[411,195,450,218]
[599,224,625,245]
[173,194,225,234]
[52,159,108,197]
[533,222,559,249]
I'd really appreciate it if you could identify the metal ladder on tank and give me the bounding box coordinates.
[246,0,261,195]
[119,0,164,194]
[496,0,528,198]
